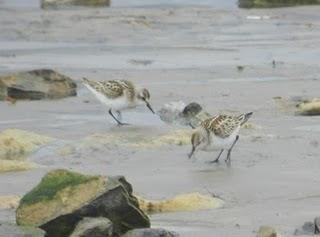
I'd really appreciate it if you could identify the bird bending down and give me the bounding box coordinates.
[82,78,155,126]
[188,112,253,163]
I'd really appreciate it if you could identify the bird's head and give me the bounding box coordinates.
[137,88,154,114]
[188,128,207,159]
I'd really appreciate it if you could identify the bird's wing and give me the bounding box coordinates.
[201,115,240,138]
[83,78,124,99]
[100,80,125,99]
[118,80,135,101]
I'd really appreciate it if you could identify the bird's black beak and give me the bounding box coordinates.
[146,101,155,114]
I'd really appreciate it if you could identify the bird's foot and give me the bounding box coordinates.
[206,159,219,164]
[117,122,130,127]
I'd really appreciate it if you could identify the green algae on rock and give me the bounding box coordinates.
[16,169,150,237]
[19,169,99,206]
[239,0,320,8]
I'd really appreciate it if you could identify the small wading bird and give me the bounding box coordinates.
[188,112,253,163]
[82,78,155,125]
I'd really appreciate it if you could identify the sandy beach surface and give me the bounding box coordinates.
[0,1,320,236]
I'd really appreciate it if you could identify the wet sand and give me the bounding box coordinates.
[0,2,320,236]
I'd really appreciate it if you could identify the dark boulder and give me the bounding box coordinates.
[69,217,113,237]
[0,69,77,100]
[16,169,150,237]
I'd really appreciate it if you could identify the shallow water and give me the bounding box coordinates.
[0,0,237,9]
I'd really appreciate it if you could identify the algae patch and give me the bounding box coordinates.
[0,195,21,209]
[57,129,192,157]
[0,129,53,160]
[137,192,224,214]
[0,160,38,173]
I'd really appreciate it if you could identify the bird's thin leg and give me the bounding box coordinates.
[226,135,239,162]
[188,146,196,159]
[209,149,224,163]
[115,110,122,121]
[108,109,129,126]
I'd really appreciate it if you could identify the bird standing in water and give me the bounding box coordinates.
[83,78,155,126]
[188,112,253,163]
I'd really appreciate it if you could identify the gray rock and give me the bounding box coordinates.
[0,69,77,100]
[69,217,113,237]
[122,228,179,237]
[314,217,320,234]
[41,0,110,9]
[0,222,45,237]
[294,221,315,235]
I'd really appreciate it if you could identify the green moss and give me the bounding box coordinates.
[20,169,98,206]
[239,0,320,8]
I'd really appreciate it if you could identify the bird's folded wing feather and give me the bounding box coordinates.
[201,115,240,138]
[84,80,124,99]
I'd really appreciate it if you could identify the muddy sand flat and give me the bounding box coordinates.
[0,2,320,236]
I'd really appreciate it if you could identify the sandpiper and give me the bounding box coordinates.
[83,78,155,125]
[188,112,253,163]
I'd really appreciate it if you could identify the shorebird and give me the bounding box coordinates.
[188,112,253,163]
[82,78,155,125]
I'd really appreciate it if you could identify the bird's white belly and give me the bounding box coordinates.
[202,128,240,151]
[84,84,135,110]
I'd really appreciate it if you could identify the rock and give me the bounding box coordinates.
[136,192,223,215]
[294,221,315,235]
[0,222,45,237]
[122,228,179,237]
[0,69,77,100]
[0,79,6,100]
[315,217,320,234]
[0,129,53,160]
[273,96,320,115]
[257,226,282,237]
[69,217,113,237]
[16,169,150,237]
[296,98,320,116]
[239,0,320,8]
[41,0,110,9]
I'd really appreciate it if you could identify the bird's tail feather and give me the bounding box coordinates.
[238,112,253,125]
